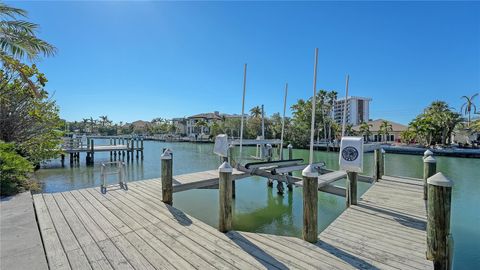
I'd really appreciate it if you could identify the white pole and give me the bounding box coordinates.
[280,83,288,159]
[239,64,247,160]
[309,48,319,165]
[341,74,349,137]
[261,104,265,139]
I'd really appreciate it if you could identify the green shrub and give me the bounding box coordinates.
[0,142,36,196]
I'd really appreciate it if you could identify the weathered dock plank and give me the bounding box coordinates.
[319,175,433,270]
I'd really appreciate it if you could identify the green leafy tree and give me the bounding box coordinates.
[0,3,56,97]
[407,101,462,146]
[400,129,416,144]
[289,90,338,147]
[0,57,63,166]
[0,141,36,195]
[460,94,478,127]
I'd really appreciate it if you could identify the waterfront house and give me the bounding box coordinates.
[353,119,407,142]
[186,112,222,137]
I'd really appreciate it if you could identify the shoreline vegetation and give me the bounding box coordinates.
[0,2,479,196]
[65,96,480,152]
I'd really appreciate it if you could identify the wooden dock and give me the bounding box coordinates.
[61,137,144,166]
[62,145,140,153]
[32,170,433,270]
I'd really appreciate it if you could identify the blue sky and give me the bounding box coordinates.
[10,1,480,125]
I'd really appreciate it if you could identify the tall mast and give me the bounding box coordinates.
[309,48,319,165]
[261,104,265,139]
[341,74,350,137]
[239,64,247,160]
[280,83,288,159]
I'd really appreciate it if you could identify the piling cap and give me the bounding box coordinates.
[161,148,172,160]
[218,161,233,173]
[427,172,453,187]
[288,144,293,148]
[424,149,433,157]
[302,164,319,178]
[424,156,436,163]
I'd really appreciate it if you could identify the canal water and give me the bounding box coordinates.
[35,140,480,269]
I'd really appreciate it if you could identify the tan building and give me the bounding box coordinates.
[352,119,407,142]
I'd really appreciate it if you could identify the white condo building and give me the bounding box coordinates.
[333,96,372,125]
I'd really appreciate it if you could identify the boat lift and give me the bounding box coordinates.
[214,64,330,195]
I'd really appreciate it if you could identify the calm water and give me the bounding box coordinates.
[35,140,480,269]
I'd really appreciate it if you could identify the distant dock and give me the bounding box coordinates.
[61,136,144,166]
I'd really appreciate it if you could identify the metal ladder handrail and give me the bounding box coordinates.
[100,161,128,193]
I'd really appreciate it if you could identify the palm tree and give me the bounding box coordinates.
[379,120,393,143]
[344,124,355,136]
[81,118,89,133]
[195,120,208,134]
[326,91,338,141]
[88,117,95,134]
[460,94,478,127]
[1,3,56,96]
[99,115,109,127]
[359,122,372,142]
[250,106,262,118]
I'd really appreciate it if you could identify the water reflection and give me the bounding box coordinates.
[234,187,296,235]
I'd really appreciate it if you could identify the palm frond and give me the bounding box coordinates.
[0,27,56,59]
[0,20,37,35]
[0,3,27,19]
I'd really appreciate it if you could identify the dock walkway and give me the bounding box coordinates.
[32,171,432,270]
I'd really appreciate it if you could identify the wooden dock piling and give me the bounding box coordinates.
[130,138,134,161]
[227,145,236,198]
[161,149,173,205]
[302,165,318,243]
[218,161,233,232]
[346,171,358,207]
[126,139,130,161]
[373,148,384,181]
[136,137,139,159]
[287,144,293,191]
[141,138,144,160]
[89,139,94,165]
[423,156,437,200]
[380,148,385,177]
[426,172,453,270]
